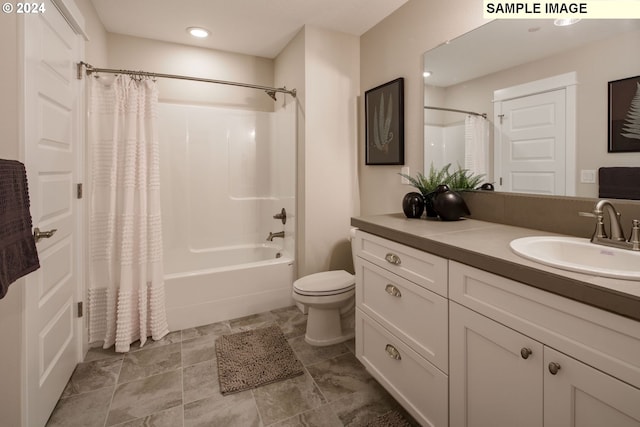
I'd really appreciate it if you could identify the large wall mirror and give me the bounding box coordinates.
[423,19,640,198]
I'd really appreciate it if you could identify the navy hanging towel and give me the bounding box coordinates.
[0,159,40,298]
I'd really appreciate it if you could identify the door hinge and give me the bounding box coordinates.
[76,62,84,80]
[77,301,83,318]
[499,177,503,186]
[76,183,83,199]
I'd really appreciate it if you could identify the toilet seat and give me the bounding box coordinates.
[293,270,355,296]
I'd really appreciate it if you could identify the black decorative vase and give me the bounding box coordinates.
[432,185,470,221]
[402,192,425,218]
[423,193,438,218]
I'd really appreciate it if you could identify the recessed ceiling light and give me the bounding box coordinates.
[423,71,432,78]
[187,27,209,38]
[554,18,581,27]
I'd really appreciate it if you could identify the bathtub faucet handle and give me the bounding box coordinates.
[273,208,287,225]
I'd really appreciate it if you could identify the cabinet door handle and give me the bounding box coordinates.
[385,252,401,265]
[385,344,402,360]
[385,284,402,297]
[548,362,561,375]
[520,347,533,359]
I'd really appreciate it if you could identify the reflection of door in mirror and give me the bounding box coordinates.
[493,73,577,196]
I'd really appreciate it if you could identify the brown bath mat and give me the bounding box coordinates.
[362,410,414,427]
[215,324,304,395]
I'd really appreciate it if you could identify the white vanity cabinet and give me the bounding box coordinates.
[353,231,449,427]
[449,261,640,427]
[353,229,640,427]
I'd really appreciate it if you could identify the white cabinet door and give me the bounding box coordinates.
[544,347,640,427]
[449,302,543,427]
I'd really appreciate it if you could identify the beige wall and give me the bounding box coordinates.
[276,26,360,277]
[275,29,306,278]
[107,33,275,111]
[0,13,25,427]
[75,0,108,66]
[359,0,486,215]
[303,26,360,275]
[0,13,20,159]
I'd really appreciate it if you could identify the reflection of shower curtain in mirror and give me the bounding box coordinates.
[464,115,489,178]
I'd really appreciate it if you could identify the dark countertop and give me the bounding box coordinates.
[351,213,640,322]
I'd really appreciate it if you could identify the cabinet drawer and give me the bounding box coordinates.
[356,310,448,427]
[354,230,448,297]
[449,261,640,390]
[356,257,448,371]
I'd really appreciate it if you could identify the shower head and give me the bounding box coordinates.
[265,90,278,101]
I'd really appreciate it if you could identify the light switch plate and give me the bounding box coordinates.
[580,169,596,184]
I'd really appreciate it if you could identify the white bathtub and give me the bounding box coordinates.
[163,244,295,331]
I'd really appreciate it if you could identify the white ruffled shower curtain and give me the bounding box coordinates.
[88,75,169,353]
[464,115,490,178]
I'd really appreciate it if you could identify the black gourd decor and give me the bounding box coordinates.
[402,192,425,218]
[432,185,470,221]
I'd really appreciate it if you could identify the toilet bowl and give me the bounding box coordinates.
[292,229,357,346]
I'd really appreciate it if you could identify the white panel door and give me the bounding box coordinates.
[544,347,640,427]
[496,89,566,195]
[23,1,83,425]
[449,302,543,427]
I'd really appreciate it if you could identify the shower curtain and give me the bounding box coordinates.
[88,75,169,353]
[464,115,489,178]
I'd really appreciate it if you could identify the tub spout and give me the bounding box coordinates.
[267,231,285,241]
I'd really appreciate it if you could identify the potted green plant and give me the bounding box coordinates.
[399,163,485,218]
[399,163,452,217]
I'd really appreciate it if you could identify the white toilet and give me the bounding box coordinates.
[292,229,357,346]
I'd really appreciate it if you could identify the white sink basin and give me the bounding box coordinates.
[510,236,640,281]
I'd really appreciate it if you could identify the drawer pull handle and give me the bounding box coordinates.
[385,252,401,265]
[385,344,402,360]
[385,284,402,297]
[520,348,533,359]
[548,362,561,375]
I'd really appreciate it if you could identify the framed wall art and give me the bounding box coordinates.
[608,75,640,152]
[365,77,404,165]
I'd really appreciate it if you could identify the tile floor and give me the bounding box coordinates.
[46,306,416,427]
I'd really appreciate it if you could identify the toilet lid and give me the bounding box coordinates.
[293,270,355,296]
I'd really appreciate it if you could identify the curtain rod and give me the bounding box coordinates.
[424,106,487,119]
[76,61,296,101]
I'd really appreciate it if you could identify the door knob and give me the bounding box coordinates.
[520,347,533,359]
[548,362,561,375]
[33,227,57,243]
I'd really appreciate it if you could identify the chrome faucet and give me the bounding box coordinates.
[266,231,285,241]
[581,199,640,251]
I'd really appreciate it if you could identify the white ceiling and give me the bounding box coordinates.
[90,0,409,58]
